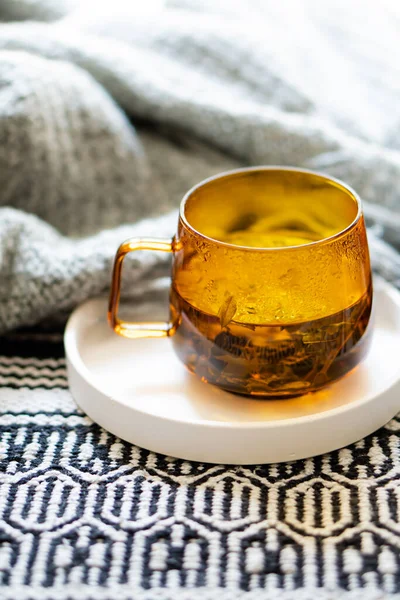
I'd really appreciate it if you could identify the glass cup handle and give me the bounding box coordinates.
[108,237,177,339]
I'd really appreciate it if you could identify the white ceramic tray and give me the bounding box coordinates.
[65,278,400,464]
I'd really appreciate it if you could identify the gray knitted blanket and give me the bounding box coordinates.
[0,0,399,332]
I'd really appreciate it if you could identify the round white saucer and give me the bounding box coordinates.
[65,278,400,464]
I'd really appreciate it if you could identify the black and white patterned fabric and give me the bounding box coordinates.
[1,330,400,600]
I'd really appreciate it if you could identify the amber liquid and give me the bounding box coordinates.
[170,285,372,397]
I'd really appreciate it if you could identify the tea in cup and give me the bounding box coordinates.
[109,167,372,397]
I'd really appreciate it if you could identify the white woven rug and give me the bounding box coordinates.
[1,330,400,599]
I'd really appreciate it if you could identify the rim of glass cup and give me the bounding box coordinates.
[179,166,362,252]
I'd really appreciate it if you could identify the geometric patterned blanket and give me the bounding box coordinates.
[1,328,400,600]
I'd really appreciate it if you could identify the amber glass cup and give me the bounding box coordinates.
[109,167,372,397]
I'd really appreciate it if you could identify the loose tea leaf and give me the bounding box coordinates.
[218,295,237,328]
[170,285,372,397]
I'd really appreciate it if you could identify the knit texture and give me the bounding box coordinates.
[0,0,399,331]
